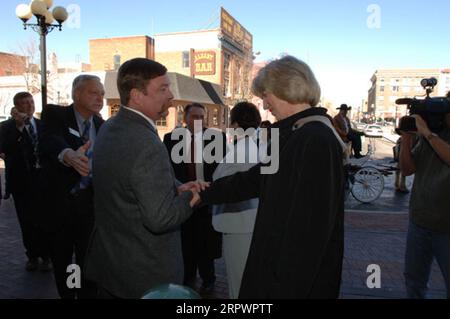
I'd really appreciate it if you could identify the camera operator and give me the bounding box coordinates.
[399,93,450,299]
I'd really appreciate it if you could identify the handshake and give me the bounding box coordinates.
[177,181,211,208]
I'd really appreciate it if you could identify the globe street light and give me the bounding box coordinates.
[16,0,68,109]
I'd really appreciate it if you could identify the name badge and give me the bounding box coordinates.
[69,127,81,138]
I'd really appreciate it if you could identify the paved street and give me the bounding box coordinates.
[0,138,447,299]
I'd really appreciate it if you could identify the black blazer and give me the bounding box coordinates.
[163,127,226,259]
[39,104,103,194]
[39,104,103,230]
[0,117,42,193]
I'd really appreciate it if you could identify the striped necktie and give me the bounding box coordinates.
[27,122,39,168]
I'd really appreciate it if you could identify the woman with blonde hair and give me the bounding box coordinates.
[200,56,345,298]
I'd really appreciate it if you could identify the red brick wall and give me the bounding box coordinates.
[0,52,26,76]
[89,36,155,71]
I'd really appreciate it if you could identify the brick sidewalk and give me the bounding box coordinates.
[342,212,446,298]
[0,175,446,299]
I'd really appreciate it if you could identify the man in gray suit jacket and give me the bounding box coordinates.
[85,58,202,298]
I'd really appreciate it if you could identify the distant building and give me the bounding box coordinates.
[89,35,155,71]
[250,61,275,123]
[0,52,27,76]
[57,62,91,74]
[154,9,254,107]
[368,69,449,121]
[88,8,253,111]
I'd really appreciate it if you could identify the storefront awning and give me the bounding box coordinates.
[104,71,224,105]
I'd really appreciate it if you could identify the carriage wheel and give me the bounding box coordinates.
[351,167,384,203]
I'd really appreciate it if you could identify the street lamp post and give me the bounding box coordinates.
[16,0,68,109]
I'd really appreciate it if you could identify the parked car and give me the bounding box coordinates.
[355,122,367,131]
[364,124,384,137]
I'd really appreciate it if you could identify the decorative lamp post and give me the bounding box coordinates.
[16,0,68,109]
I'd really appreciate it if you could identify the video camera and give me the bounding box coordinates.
[395,78,450,133]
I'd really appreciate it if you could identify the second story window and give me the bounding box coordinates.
[114,54,121,71]
[156,116,167,127]
[182,51,190,68]
[212,108,219,126]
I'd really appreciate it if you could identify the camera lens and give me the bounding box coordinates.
[421,77,438,88]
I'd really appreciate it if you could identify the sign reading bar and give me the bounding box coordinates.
[193,51,216,76]
[220,7,253,50]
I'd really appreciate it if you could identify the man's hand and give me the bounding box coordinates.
[11,107,29,130]
[62,141,91,176]
[410,115,432,137]
[189,189,201,208]
[178,181,209,208]
[177,180,210,195]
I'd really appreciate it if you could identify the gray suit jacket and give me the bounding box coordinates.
[85,107,193,298]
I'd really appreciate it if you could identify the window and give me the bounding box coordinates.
[223,53,231,97]
[390,96,398,102]
[110,104,120,117]
[182,51,190,68]
[224,53,231,71]
[114,54,121,71]
[176,105,184,127]
[392,86,400,92]
[212,108,219,126]
[222,107,227,125]
[156,116,167,127]
[235,62,241,95]
[379,86,384,92]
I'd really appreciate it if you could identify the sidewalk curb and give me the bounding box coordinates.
[345,209,408,215]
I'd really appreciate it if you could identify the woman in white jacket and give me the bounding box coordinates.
[212,102,263,299]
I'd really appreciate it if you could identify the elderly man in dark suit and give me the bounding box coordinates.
[40,75,105,299]
[1,92,51,271]
[163,103,225,293]
[85,58,201,299]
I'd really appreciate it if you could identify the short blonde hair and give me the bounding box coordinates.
[252,55,321,106]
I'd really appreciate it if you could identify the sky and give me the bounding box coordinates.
[1,0,450,107]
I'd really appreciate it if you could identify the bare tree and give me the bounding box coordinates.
[0,93,12,115]
[14,38,60,105]
[16,37,40,94]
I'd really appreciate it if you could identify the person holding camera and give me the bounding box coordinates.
[399,101,450,298]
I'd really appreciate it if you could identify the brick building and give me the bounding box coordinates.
[89,36,155,72]
[0,52,27,76]
[88,8,253,106]
[154,8,253,107]
[87,8,255,133]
